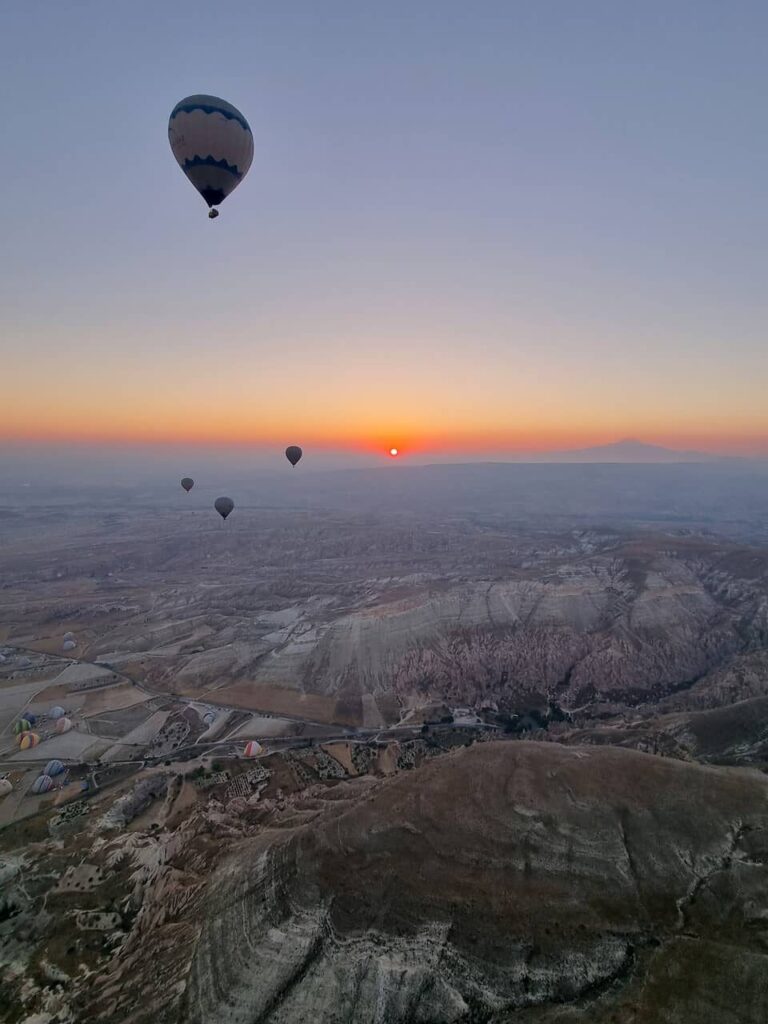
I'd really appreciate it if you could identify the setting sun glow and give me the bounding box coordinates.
[389,448,399,457]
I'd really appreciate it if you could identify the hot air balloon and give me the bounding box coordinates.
[63,631,76,642]
[62,640,76,652]
[44,760,65,777]
[244,740,263,757]
[203,711,216,726]
[55,717,73,735]
[32,774,54,795]
[13,719,31,735]
[23,712,36,726]
[214,497,234,520]
[50,706,65,720]
[18,732,40,750]
[0,779,12,797]
[285,446,303,467]
[168,95,254,219]
[181,477,194,492]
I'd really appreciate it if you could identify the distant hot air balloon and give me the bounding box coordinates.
[244,740,263,757]
[214,497,234,520]
[62,640,76,652]
[44,760,65,777]
[181,477,194,493]
[0,779,12,797]
[18,732,40,750]
[23,712,36,726]
[285,446,303,467]
[32,774,54,794]
[55,717,73,735]
[13,719,31,735]
[50,706,65,720]
[63,631,75,641]
[168,95,254,219]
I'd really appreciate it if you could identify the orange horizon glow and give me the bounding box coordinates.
[3,423,768,458]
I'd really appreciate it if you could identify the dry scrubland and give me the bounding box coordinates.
[2,480,768,1022]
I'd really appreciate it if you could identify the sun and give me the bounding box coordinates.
[389,447,399,457]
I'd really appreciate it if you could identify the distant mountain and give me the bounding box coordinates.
[535,438,730,463]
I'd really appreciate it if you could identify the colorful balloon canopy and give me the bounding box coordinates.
[243,741,263,757]
[32,774,54,794]
[168,95,254,218]
[18,732,40,750]
[285,445,303,467]
[24,712,37,725]
[13,719,31,735]
[214,497,234,520]
[181,477,194,492]
[44,760,65,777]
[55,717,73,735]
[50,706,65,720]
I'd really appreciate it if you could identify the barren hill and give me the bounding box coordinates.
[82,741,768,1023]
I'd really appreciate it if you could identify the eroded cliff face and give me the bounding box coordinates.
[158,743,768,1024]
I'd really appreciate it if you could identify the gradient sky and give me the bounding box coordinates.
[3,1,768,460]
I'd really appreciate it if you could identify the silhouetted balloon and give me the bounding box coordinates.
[181,478,194,492]
[168,95,254,218]
[285,445,303,467]
[214,497,234,520]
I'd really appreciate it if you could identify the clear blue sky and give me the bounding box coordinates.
[3,1,768,459]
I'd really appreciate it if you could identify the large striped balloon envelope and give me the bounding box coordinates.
[168,95,254,218]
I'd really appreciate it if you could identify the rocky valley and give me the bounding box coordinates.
[2,467,768,1022]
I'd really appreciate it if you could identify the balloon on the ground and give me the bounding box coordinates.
[203,711,216,726]
[32,774,54,794]
[18,732,40,750]
[168,95,254,218]
[285,445,303,467]
[214,497,234,520]
[244,740,263,757]
[63,640,76,651]
[50,706,65,720]
[45,760,65,777]
[55,717,73,735]
[181,478,194,492]
[0,779,12,797]
[13,719,31,735]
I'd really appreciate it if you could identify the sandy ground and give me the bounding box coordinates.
[322,742,357,775]
[0,769,38,826]
[361,694,384,729]
[100,710,169,762]
[0,680,51,737]
[47,663,114,687]
[198,682,357,726]
[230,715,299,739]
[376,743,398,774]
[27,682,148,719]
[19,730,108,761]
